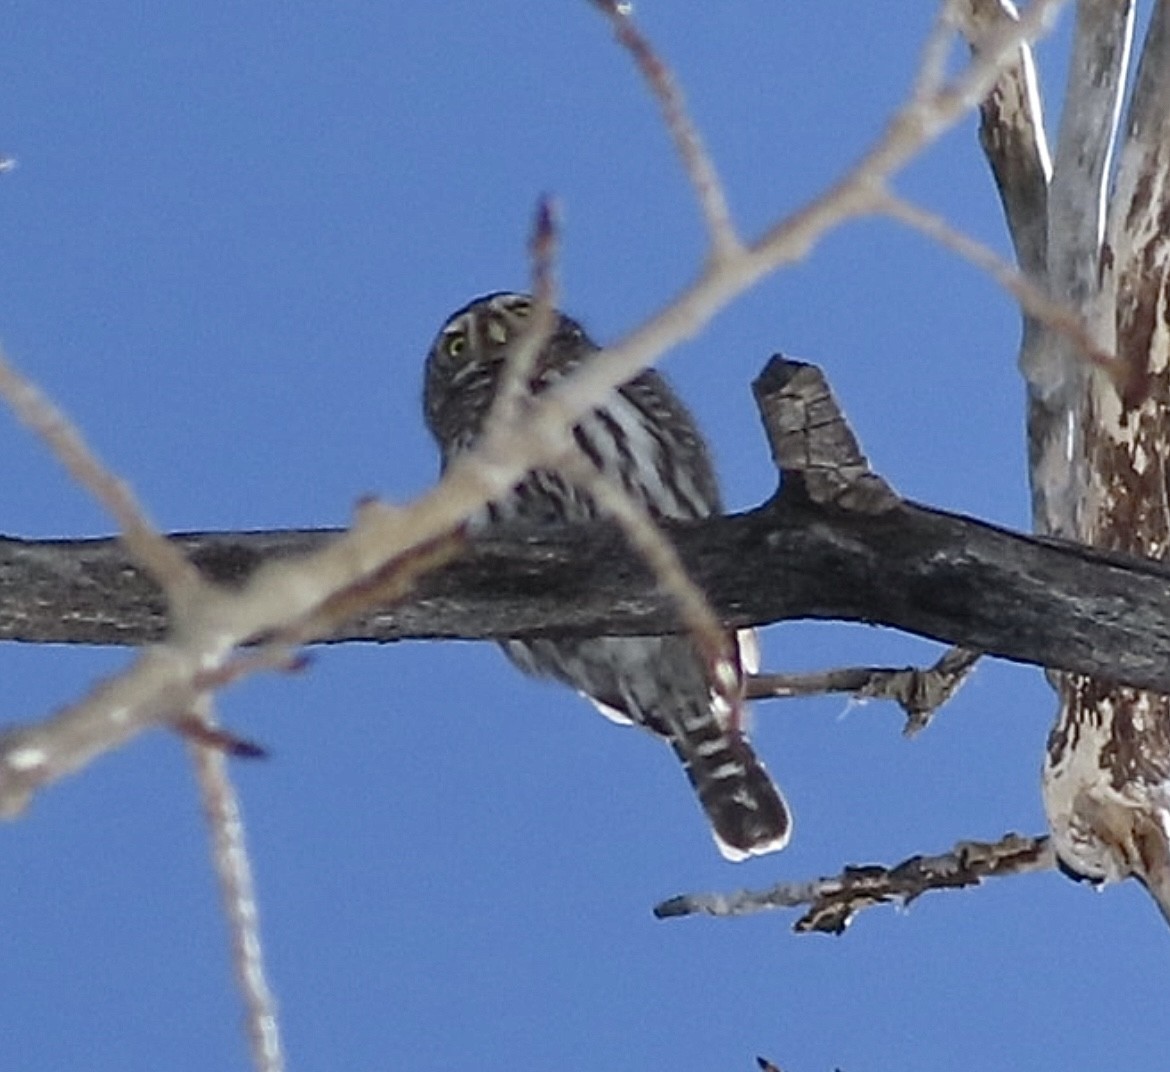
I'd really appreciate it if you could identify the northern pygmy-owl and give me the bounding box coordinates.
[422,291,790,860]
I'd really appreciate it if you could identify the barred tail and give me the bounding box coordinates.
[669,707,791,861]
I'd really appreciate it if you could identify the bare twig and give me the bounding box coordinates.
[187,700,284,1072]
[488,197,561,432]
[266,521,465,649]
[747,645,981,737]
[654,833,1055,933]
[910,0,964,102]
[173,715,268,759]
[0,348,200,595]
[589,0,741,259]
[0,646,202,817]
[558,451,741,713]
[876,189,1114,370]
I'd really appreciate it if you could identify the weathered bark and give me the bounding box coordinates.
[3,493,1170,690]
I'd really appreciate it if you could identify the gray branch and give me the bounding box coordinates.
[654,832,1055,933]
[747,646,981,735]
[1048,0,1132,312]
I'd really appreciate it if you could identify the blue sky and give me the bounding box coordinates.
[1,3,1166,1070]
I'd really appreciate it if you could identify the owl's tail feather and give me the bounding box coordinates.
[669,707,791,861]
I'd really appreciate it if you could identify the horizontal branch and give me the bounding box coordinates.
[3,494,1170,690]
[3,355,1170,700]
[654,832,1054,933]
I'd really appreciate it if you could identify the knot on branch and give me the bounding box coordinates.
[753,356,900,514]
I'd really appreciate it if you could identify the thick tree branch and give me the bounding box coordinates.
[3,359,1170,697]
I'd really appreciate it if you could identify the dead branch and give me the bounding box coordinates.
[747,645,981,737]
[654,832,1054,934]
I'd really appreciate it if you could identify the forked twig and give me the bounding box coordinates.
[655,833,1054,933]
[748,645,981,737]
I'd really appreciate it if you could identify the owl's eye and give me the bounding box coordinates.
[508,298,532,317]
[444,333,467,358]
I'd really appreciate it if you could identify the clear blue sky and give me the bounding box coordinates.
[2,3,1165,1070]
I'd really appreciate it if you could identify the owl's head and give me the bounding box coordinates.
[422,291,591,449]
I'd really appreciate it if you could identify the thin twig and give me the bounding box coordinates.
[488,197,562,431]
[0,348,200,595]
[589,0,741,260]
[876,189,1115,370]
[910,0,964,102]
[559,452,742,714]
[654,832,1055,933]
[747,645,981,737]
[188,700,285,1072]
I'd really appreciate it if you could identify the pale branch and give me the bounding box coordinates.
[0,347,200,595]
[747,645,981,737]
[188,700,284,1072]
[653,832,1055,934]
[1049,0,1132,313]
[910,1,966,103]
[589,0,741,259]
[876,190,1110,370]
[1103,0,1170,397]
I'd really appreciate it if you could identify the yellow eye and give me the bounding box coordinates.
[444,333,467,358]
[508,298,531,317]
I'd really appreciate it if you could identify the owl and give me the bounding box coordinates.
[423,291,789,860]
